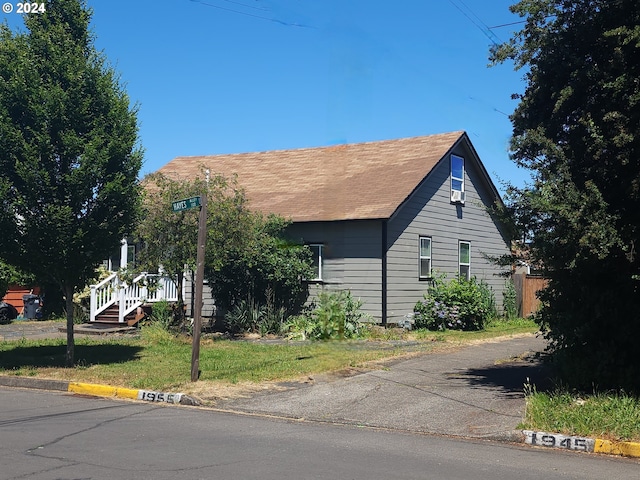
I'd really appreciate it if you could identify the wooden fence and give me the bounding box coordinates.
[512,273,548,318]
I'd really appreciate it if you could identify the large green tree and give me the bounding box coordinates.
[137,172,312,323]
[492,1,640,390]
[205,212,312,317]
[137,172,246,319]
[0,0,142,365]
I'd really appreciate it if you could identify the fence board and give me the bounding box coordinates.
[513,274,547,318]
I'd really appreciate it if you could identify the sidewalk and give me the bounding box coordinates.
[0,320,135,341]
[0,320,66,341]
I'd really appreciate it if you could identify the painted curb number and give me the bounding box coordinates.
[524,430,595,452]
[138,390,183,404]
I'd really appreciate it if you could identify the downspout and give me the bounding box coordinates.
[381,219,388,326]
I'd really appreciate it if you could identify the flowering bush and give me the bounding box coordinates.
[413,275,496,331]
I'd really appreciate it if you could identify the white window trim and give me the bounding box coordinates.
[450,154,465,204]
[419,236,432,279]
[309,243,323,281]
[459,240,471,281]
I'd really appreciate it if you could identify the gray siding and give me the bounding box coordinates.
[184,277,216,319]
[287,220,383,319]
[184,143,508,326]
[385,143,510,324]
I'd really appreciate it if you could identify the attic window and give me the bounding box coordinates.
[450,154,465,203]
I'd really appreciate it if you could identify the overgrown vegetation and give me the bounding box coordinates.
[286,290,372,340]
[223,297,288,337]
[502,279,518,320]
[521,385,640,442]
[413,275,497,331]
[206,214,312,317]
[224,290,372,340]
[490,1,640,391]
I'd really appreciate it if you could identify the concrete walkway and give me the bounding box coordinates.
[0,320,135,341]
[217,334,549,440]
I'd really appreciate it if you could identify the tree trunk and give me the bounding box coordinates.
[64,284,75,367]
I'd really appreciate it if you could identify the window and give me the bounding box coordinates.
[419,236,432,279]
[309,244,323,281]
[127,245,136,267]
[450,154,465,203]
[459,241,470,280]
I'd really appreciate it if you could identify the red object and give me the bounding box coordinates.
[1,285,41,313]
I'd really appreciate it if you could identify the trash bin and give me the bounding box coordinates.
[22,294,41,319]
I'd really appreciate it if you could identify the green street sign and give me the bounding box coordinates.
[172,196,201,212]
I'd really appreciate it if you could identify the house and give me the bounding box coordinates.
[157,131,511,325]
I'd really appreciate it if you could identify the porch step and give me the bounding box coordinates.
[93,304,137,324]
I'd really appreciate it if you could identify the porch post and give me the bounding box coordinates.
[90,285,97,322]
[120,238,128,269]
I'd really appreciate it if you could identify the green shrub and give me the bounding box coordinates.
[150,299,173,330]
[224,299,264,335]
[286,290,371,340]
[223,294,288,337]
[413,275,496,331]
[284,314,316,341]
[503,278,518,320]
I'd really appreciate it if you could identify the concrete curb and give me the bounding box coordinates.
[523,430,640,459]
[0,376,200,407]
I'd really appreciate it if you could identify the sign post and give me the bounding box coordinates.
[191,192,206,382]
[172,195,206,382]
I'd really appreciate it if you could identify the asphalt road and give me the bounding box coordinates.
[1,388,639,480]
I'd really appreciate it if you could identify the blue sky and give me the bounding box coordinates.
[3,0,529,191]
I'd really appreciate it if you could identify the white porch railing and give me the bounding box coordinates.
[90,272,179,323]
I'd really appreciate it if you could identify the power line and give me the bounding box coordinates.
[187,0,313,28]
[489,20,527,29]
[447,0,502,45]
[219,0,268,12]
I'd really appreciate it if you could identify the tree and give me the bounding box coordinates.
[0,260,35,300]
[206,212,312,317]
[0,0,142,365]
[136,172,243,321]
[138,172,312,323]
[491,1,640,390]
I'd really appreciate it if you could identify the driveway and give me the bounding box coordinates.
[217,334,549,440]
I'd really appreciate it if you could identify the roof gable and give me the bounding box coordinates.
[158,131,468,222]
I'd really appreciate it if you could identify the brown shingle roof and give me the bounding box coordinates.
[158,131,465,222]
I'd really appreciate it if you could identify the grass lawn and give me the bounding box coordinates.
[4,317,639,442]
[5,319,640,441]
[0,318,537,399]
[520,389,640,442]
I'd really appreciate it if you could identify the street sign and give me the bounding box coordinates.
[172,196,201,212]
